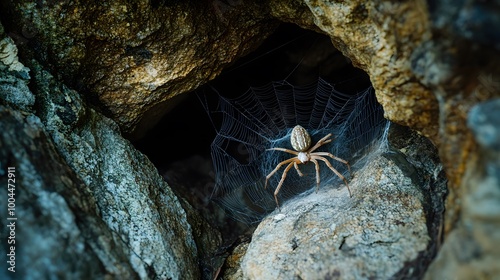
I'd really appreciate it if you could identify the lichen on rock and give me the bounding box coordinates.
[424,99,500,279]
[0,31,32,111]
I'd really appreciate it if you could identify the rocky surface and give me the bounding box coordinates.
[0,24,210,278]
[3,0,496,234]
[244,159,428,279]
[266,2,500,278]
[0,24,32,111]
[271,0,439,141]
[0,0,278,139]
[0,0,499,279]
[265,0,499,235]
[424,99,500,279]
[221,124,446,279]
[0,105,140,279]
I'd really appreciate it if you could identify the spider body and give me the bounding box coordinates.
[265,125,351,208]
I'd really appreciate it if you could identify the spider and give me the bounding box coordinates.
[264,125,351,208]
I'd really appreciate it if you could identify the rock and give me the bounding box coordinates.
[468,99,500,152]
[0,31,32,111]
[265,0,499,234]
[0,27,203,278]
[0,106,137,279]
[222,241,249,280]
[0,68,33,111]
[176,194,224,280]
[162,155,225,279]
[30,61,200,279]
[0,0,278,139]
[293,0,439,141]
[268,0,319,31]
[1,1,499,278]
[424,99,500,279]
[221,124,446,279]
[4,0,496,236]
[265,1,500,275]
[0,36,30,77]
[243,157,427,279]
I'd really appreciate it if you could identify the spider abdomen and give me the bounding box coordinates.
[291,125,311,152]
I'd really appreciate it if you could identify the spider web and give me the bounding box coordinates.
[201,76,389,224]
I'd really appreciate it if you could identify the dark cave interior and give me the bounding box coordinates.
[134,23,369,167]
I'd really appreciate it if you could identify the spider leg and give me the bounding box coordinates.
[313,152,351,174]
[273,160,298,209]
[265,158,297,189]
[308,133,333,153]
[310,158,321,192]
[293,161,304,177]
[267,147,299,155]
[313,155,352,197]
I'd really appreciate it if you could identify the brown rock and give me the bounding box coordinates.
[1,0,278,139]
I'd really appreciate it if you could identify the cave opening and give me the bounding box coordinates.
[134,23,372,239]
[134,23,368,169]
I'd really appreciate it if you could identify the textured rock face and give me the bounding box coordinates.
[0,107,134,279]
[424,99,500,279]
[0,27,204,278]
[1,0,499,279]
[289,0,499,233]
[313,1,438,139]
[0,0,278,139]
[244,157,429,279]
[223,125,446,279]
[3,0,494,237]
[265,3,499,278]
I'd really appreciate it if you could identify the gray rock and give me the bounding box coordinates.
[0,35,33,111]
[29,62,200,279]
[468,99,500,152]
[0,106,136,279]
[0,36,30,76]
[0,72,33,111]
[0,43,202,279]
[225,125,446,279]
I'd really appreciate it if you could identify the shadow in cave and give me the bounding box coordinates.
[134,23,369,168]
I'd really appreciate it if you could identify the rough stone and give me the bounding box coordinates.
[0,31,32,111]
[296,0,439,141]
[424,99,500,279]
[268,0,319,31]
[0,0,278,139]
[0,25,204,277]
[222,125,446,279]
[222,241,249,280]
[468,99,500,152]
[0,106,137,279]
[0,36,30,78]
[2,1,498,234]
[29,61,200,279]
[242,160,428,279]
[1,0,499,278]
